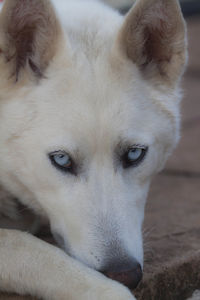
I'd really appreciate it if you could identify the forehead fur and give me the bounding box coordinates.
[8,48,177,154]
[1,0,180,151]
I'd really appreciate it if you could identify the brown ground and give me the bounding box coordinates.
[0,17,199,300]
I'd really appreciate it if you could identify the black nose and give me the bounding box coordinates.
[102,260,143,289]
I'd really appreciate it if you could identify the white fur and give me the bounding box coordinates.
[0,0,186,299]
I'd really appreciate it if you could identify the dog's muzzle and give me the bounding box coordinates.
[53,232,143,289]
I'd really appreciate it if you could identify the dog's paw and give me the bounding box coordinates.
[99,285,136,300]
[84,280,136,300]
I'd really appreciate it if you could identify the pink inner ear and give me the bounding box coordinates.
[122,1,178,69]
[144,2,169,28]
[119,0,187,85]
[144,22,172,65]
[141,2,175,62]
[1,0,61,81]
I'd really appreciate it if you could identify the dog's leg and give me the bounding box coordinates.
[0,229,136,300]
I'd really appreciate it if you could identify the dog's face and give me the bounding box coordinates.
[0,0,187,286]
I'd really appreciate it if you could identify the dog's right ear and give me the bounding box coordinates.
[116,0,187,87]
[0,0,62,81]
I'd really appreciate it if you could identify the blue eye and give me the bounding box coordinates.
[49,151,74,173]
[127,148,143,161]
[53,153,71,167]
[122,146,147,168]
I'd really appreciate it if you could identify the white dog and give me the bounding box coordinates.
[0,0,187,299]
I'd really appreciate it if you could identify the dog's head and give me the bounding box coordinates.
[0,0,187,289]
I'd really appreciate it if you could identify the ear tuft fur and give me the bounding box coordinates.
[117,0,187,86]
[0,0,62,81]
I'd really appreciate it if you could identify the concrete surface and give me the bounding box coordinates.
[0,16,199,300]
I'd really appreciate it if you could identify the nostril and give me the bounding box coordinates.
[103,262,143,290]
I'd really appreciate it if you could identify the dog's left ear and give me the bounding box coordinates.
[116,0,187,86]
[0,0,62,81]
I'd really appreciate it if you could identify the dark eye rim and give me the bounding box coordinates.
[48,151,77,175]
[122,146,148,169]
